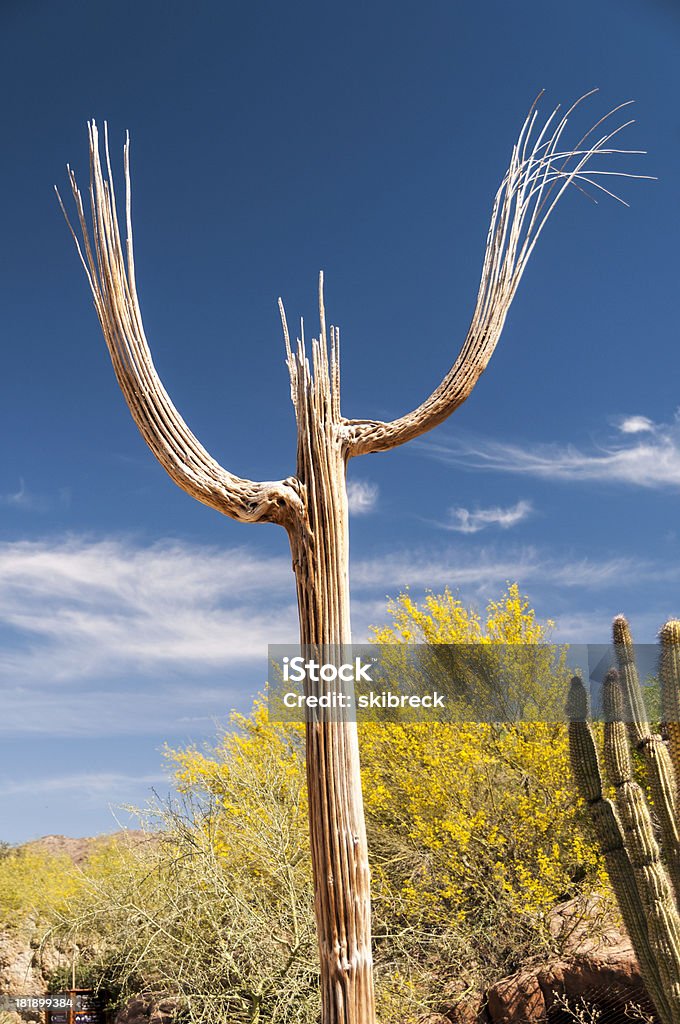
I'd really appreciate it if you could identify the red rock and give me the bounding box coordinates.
[485,970,546,1022]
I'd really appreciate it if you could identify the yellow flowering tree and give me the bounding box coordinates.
[370,583,547,645]
[362,585,603,930]
[369,583,567,722]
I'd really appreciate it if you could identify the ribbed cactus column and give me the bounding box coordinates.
[566,676,673,1024]
[613,616,680,896]
[613,615,649,744]
[602,670,680,1021]
[660,620,680,788]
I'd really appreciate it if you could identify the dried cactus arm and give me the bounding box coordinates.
[343,323,503,457]
[344,94,648,458]
[58,123,302,526]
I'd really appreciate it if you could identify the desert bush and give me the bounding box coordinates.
[49,586,604,1022]
[53,717,317,1024]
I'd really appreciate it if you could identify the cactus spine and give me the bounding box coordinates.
[567,618,680,1024]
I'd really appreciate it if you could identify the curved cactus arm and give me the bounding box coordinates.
[566,676,674,1024]
[602,669,680,1022]
[343,94,648,458]
[660,620,680,788]
[613,617,680,895]
[57,123,304,528]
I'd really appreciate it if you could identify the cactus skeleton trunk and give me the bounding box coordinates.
[284,296,374,1020]
[61,95,641,1024]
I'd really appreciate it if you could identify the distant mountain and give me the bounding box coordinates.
[20,831,146,866]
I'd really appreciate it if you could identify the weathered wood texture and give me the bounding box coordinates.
[60,95,641,1024]
[283,283,374,1020]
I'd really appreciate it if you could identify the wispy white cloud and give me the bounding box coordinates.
[0,772,166,799]
[351,547,643,593]
[442,499,533,534]
[0,682,254,737]
[421,412,680,488]
[618,415,655,435]
[347,479,379,515]
[0,537,297,684]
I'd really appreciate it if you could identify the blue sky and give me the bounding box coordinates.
[0,0,679,842]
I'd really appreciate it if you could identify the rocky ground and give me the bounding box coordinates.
[477,897,655,1023]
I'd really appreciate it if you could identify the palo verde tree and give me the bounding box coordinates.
[60,93,642,1024]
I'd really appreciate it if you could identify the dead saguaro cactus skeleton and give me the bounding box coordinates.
[60,94,642,1024]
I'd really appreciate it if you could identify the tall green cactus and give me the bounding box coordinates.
[660,620,680,786]
[567,617,680,1024]
[613,616,680,895]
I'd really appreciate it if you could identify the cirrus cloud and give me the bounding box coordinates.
[442,499,533,534]
[421,412,680,489]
